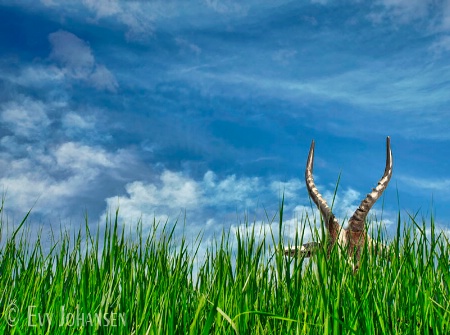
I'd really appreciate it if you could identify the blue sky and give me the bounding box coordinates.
[1,0,450,246]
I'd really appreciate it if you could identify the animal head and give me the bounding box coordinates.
[285,137,393,269]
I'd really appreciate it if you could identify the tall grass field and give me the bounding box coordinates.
[1,198,449,334]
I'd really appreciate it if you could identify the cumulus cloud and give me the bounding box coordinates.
[202,171,261,208]
[1,98,51,138]
[104,171,200,226]
[0,141,132,215]
[101,167,393,243]
[101,170,309,266]
[0,95,130,215]
[48,30,118,92]
[55,142,115,172]
[103,170,305,228]
[270,179,303,200]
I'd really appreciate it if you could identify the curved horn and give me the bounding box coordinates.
[348,136,393,232]
[305,140,341,241]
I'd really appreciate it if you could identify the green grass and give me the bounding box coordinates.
[0,199,449,334]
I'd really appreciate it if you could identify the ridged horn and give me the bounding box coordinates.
[305,140,341,242]
[348,136,393,232]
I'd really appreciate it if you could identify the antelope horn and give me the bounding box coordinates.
[305,140,341,242]
[348,136,393,232]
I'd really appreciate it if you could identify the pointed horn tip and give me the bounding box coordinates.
[386,136,392,156]
[307,140,315,167]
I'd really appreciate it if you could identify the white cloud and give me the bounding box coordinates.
[282,211,317,246]
[175,37,201,55]
[103,171,201,226]
[442,0,450,31]
[179,62,450,140]
[178,64,438,111]
[10,65,65,88]
[430,35,450,56]
[202,171,261,207]
[0,140,132,215]
[55,142,114,172]
[270,179,303,200]
[204,0,248,15]
[101,169,310,268]
[62,112,95,130]
[80,0,154,41]
[89,64,119,92]
[398,175,450,192]
[100,167,395,246]
[49,30,95,77]
[330,188,361,218]
[368,0,431,24]
[61,110,107,140]
[366,0,450,54]
[48,30,118,92]
[160,171,200,208]
[0,161,71,210]
[81,0,121,18]
[366,0,450,42]
[120,8,155,42]
[102,170,304,228]
[1,98,51,138]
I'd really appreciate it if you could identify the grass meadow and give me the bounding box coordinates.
[0,198,449,334]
